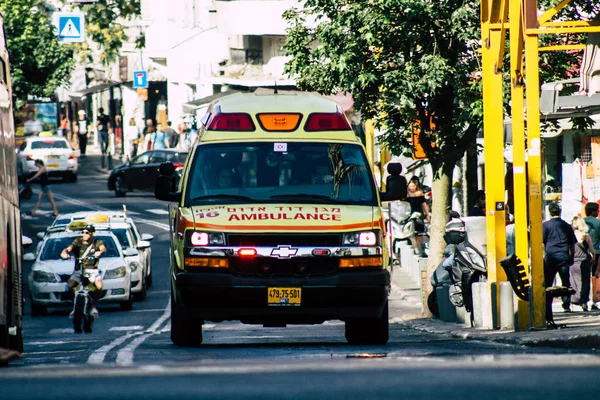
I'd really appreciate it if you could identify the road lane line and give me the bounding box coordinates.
[50,328,77,334]
[147,299,171,333]
[87,332,142,365]
[109,326,144,332]
[147,209,169,214]
[116,333,157,365]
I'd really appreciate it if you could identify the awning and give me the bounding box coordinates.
[182,90,242,113]
[69,81,121,98]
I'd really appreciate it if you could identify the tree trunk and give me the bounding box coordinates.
[421,166,453,316]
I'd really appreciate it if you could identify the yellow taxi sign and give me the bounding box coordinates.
[257,113,302,132]
[68,221,88,231]
[86,213,109,223]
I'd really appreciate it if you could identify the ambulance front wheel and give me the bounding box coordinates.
[170,289,203,347]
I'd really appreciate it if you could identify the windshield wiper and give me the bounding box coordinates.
[269,194,341,203]
[191,194,255,202]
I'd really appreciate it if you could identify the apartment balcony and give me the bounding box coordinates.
[214,0,295,35]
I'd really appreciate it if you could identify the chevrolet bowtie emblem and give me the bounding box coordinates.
[271,245,298,258]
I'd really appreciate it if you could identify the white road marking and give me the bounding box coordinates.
[147,209,169,215]
[130,308,166,313]
[116,333,156,365]
[109,326,144,332]
[28,340,92,345]
[50,328,76,334]
[26,349,87,355]
[87,332,142,365]
[146,299,171,333]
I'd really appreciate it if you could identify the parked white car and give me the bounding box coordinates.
[25,230,134,315]
[44,211,154,300]
[17,136,78,182]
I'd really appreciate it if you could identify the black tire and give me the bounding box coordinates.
[30,298,47,316]
[428,290,440,318]
[120,292,133,311]
[134,278,147,302]
[146,272,152,289]
[83,316,93,333]
[72,295,86,333]
[115,176,126,197]
[345,300,389,345]
[170,288,203,347]
[65,172,77,183]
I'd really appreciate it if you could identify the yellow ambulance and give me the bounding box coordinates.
[155,92,404,346]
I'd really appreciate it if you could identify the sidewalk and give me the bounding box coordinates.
[391,265,600,349]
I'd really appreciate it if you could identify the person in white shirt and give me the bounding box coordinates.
[124,118,140,160]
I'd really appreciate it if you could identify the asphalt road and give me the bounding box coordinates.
[5,154,600,399]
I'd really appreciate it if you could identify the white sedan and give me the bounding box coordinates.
[25,230,134,315]
[17,136,78,182]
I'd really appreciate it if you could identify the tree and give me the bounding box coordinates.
[0,0,141,107]
[1,0,74,107]
[283,0,598,310]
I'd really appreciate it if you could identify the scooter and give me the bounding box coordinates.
[70,255,101,334]
[428,211,487,320]
[386,200,430,258]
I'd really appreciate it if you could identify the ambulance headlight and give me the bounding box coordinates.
[342,231,379,246]
[188,231,226,246]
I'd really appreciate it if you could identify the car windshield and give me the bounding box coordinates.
[40,236,120,261]
[186,142,377,206]
[111,228,132,249]
[31,140,69,150]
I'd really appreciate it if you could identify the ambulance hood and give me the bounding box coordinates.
[188,203,381,233]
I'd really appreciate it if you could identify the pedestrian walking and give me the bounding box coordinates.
[583,202,600,277]
[124,118,139,160]
[152,124,169,150]
[96,107,111,155]
[142,119,154,152]
[76,110,88,157]
[164,121,178,149]
[542,203,576,316]
[570,216,595,311]
[27,159,59,217]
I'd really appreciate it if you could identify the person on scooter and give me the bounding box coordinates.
[61,224,106,321]
[407,176,430,257]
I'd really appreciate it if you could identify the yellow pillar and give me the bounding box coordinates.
[525,23,546,328]
[365,119,375,168]
[509,0,531,330]
[481,21,507,292]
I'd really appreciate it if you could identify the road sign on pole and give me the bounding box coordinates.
[55,12,85,43]
[133,71,148,89]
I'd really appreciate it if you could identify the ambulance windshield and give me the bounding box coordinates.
[186,142,377,206]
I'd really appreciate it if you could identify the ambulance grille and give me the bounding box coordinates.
[227,234,341,247]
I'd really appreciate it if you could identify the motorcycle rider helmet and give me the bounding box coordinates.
[444,218,466,245]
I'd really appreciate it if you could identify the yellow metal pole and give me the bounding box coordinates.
[482,13,507,298]
[524,23,546,328]
[365,119,375,168]
[509,0,530,330]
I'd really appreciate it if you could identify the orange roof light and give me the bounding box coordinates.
[257,113,302,132]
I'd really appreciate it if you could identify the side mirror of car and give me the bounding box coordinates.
[22,235,33,250]
[36,232,45,240]
[137,240,151,250]
[141,233,154,242]
[23,253,36,262]
[380,162,407,202]
[123,248,138,257]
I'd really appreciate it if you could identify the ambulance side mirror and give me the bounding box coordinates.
[380,162,407,202]
[155,162,182,202]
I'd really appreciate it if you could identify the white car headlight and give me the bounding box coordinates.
[104,266,127,279]
[33,270,57,283]
[128,261,140,272]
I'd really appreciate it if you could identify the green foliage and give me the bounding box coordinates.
[284,0,483,174]
[0,0,141,107]
[0,0,74,106]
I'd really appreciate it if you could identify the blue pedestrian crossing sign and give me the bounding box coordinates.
[133,71,148,89]
[56,13,85,43]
